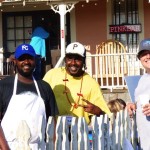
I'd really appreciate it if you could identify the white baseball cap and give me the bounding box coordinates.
[66,42,85,57]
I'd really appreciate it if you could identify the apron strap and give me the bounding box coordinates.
[13,74,41,98]
[33,76,41,97]
[13,74,18,95]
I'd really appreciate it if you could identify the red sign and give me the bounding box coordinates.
[109,24,141,33]
[61,30,64,38]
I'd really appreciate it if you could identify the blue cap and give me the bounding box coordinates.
[31,27,49,39]
[137,38,150,59]
[15,44,36,59]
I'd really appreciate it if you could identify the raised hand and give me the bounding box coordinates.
[78,99,104,116]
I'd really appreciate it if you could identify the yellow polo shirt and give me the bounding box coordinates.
[43,67,111,124]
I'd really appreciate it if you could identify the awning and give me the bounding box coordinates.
[0,0,97,6]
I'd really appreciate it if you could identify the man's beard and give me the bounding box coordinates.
[17,67,34,77]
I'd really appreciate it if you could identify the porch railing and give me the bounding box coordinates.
[86,52,144,91]
[0,51,143,91]
[0,59,16,79]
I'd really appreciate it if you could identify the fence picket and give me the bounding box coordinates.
[55,116,63,150]
[62,117,69,150]
[112,113,118,150]
[121,112,124,149]
[46,117,55,150]
[38,116,46,150]
[78,117,85,150]
[83,117,90,150]
[117,112,121,150]
[104,114,110,150]
[131,114,138,149]
[91,116,99,150]
[70,117,77,150]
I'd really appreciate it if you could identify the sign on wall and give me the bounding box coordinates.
[109,24,141,34]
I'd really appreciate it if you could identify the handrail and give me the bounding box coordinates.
[54,56,65,68]
[86,52,143,91]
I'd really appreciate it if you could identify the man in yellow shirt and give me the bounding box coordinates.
[43,42,111,124]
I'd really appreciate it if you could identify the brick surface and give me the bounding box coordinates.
[102,89,131,103]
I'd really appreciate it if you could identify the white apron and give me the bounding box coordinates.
[1,74,46,150]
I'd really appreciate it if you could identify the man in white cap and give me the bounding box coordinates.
[0,43,58,150]
[43,42,111,124]
[127,38,150,150]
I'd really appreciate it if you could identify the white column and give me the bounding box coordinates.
[51,3,75,67]
[59,4,66,58]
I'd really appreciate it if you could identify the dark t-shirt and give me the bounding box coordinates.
[0,75,58,120]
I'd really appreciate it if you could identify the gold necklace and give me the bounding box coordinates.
[63,72,83,109]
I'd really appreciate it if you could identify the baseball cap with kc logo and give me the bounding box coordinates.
[15,44,36,59]
[66,42,85,57]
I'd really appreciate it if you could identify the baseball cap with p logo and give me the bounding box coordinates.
[66,42,85,57]
[15,44,36,59]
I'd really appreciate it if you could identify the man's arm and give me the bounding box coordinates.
[0,81,9,149]
[0,126,10,150]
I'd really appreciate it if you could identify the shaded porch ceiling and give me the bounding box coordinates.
[0,0,97,6]
[0,0,97,11]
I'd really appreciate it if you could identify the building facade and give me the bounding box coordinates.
[0,0,149,68]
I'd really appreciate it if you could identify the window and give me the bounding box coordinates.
[112,0,139,52]
[5,15,32,52]
[2,10,62,55]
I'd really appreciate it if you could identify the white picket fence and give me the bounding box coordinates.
[11,110,138,150]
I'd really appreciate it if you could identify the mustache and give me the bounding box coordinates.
[23,64,32,67]
[67,64,79,68]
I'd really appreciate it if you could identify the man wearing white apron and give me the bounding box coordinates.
[0,44,58,150]
[127,39,150,150]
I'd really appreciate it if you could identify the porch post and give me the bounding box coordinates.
[51,3,76,67]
